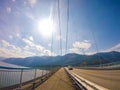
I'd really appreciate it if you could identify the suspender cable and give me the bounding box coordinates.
[51,0,57,56]
[91,29,102,66]
[50,6,54,70]
[50,8,54,56]
[58,0,62,55]
[65,0,69,54]
[51,31,53,56]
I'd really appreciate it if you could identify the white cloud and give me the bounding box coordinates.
[28,0,37,7]
[36,45,44,52]
[1,40,10,47]
[0,40,27,58]
[43,50,55,56]
[69,41,91,54]
[21,51,36,57]
[84,40,89,42]
[22,38,34,47]
[29,36,34,41]
[0,38,56,58]
[1,40,20,51]
[12,0,16,2]
[85,51,97,55]
[22,38,55,56]
[23,45,30,50]
[22,38,44,52]
[16,33,20,38]
[85,43,120,55]
[6,7,11,13]
[9,35,13,39]
[0,40,36,58]
[69,48,80,53]
[35,45,55,56]
[73,41,91,50]
[103,43,120,52]
[0,48,14,57]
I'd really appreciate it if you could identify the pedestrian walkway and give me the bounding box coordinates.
[35,68,75,90]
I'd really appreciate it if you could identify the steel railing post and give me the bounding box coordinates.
[19,69,23,89]
[34,69,37,80]
[32,69,37,90]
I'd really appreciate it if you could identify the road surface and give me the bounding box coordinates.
[72,68,120,90]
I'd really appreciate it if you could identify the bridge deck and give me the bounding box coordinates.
[72,69,120,90]
[35,68,75,90]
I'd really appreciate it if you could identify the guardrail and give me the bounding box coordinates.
[78,64,120,70]
[65,67,108,90]
[0,65,58,90]
[77,61,120,70]
[85,61,120,67]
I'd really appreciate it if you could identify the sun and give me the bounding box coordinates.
[38,18,55,37]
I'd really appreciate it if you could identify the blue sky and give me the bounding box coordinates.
[0,0,120,57]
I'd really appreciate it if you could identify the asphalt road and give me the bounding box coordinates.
[72,68,120,90]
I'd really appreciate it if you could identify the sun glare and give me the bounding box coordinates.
[38,18,55,37]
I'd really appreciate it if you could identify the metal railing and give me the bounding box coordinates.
[0,65,57,90]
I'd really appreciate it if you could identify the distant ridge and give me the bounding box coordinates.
[0,61,27,68]
[2,51,120,67]
[0,57,7,61]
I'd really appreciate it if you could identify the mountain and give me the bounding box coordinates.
[0,57,7,61]
[0,61,28,68]
[2,51,120,67]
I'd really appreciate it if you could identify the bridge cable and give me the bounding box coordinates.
[65,0,69,54]
[58,0,62,55]
[90,29,102,66]
[51,4,55,56]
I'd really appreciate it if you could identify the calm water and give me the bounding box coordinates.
[0,69,49,88]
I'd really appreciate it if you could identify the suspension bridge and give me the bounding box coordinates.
[0,61,120,90]
[0,0,120,90]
